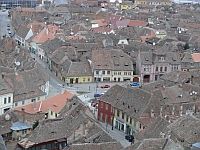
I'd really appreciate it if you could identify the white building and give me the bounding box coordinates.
[91,49,139,82]
[0,77,14,115]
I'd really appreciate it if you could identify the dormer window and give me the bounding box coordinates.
[160,57,165,61]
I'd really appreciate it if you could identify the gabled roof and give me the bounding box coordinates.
[32,24,59,44]
[18,97,115,149]
[67,61,92,77]
[15,91,74,114]
[92,49,134,71]
[15,25,30,39]
[64,142,122,150]
[168,115,200,147]
[100,85,152,119]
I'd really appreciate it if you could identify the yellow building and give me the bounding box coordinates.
[113,108,144,135]
[120,4,131,10]
[65,61,93,84]
[66,76,93,84]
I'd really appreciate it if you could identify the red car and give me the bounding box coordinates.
[100,84,110,88]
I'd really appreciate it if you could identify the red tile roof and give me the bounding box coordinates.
[192,53,200,62]
[128,20,148,27]
[32,24,59,43]
[15,91,74,114]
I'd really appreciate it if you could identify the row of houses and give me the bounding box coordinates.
[97,70,200,139]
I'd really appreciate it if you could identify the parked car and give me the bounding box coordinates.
[94,93,104,98]
[130,82,141,87]
[125,135,134,143]
[100,84,110,88]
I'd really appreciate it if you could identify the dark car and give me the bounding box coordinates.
[100,84,111,88]
[125,135,134,143]
[94,93,103,98]
[7,24,10,27]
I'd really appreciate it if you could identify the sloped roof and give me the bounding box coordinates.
[15,91,74,114]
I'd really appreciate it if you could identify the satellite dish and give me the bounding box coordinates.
[15,61,21,66]
[5,114,11,121]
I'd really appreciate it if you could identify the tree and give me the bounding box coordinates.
[184,43,190,50]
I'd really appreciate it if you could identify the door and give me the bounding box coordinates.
[75,78,79,83]
[70,78,73,84]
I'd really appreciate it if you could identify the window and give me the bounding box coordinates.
[118,72,121,75]
[122,112,124,119]
[144,65,151,72]
[172,65,179,71]
[51,111,53,115]
[130,118,132,124]
[156,67,158,71]
[102,71,105,75]
[22,100,25,105]
[4,98,6,104]
[159,57,165,61]
[15,102,18,107]
[124,72,127,75]
[140,123,142,129]
[107,71,110,74]
[88,78,90,82]
[105,103,108,110]
[126,116,129,122]
[155,75,158,81]
[165,67,167,72]
[128,72,131,75]
[31,99,36,103]
[160,67,163,72]
[114,72,117,75]
[96,71,99,75]
[8,97,11,103]
[55,113,58,117]
[38,97,40,101]
[117,110,120,117]
[83,78,85,82]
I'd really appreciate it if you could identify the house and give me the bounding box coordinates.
[38,38,65,64]
[3,65,49,107]
[17,96,115,150]
[167,115,200,148]
[98,85,160,135]
[11,121,32,140]
[125,138,184,150]
[136,117,169,140]
[91,49,136,82]
[63,142,122,150]
[0,76,14,115]
[134,0,172,6]
[137,43,181,83]
[30,24,59,57]
[65,61,93,84]
[0,110,44,142]
[14,25,33,47]
[15,91,74,119]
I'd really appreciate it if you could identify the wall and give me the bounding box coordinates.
[14,95,46,108]
[97,100,113,125]
[66,76,93,84]
[0,93,14,115]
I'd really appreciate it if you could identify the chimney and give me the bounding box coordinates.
[21,108,25,123]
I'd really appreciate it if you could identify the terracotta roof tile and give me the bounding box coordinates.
[192,53,200,62]
[15,91,74,114]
